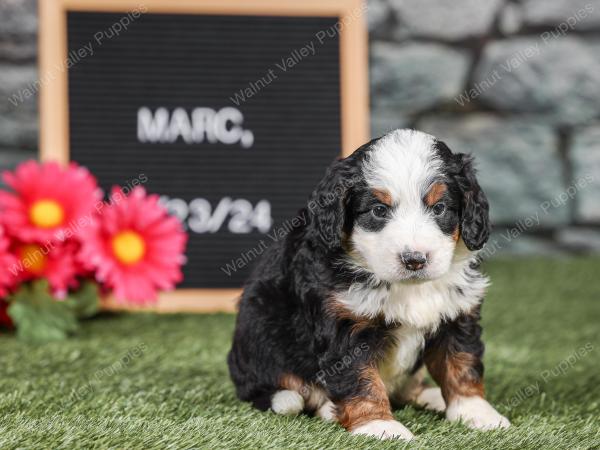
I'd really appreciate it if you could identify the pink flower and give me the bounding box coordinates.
[0,160,102,244]
[79,187,187,303]
[0,226,18,298]
[12,241,80,297]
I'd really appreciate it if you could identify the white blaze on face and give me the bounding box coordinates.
[352,129,457,282]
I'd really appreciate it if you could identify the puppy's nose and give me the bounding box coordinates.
[400,251,427,271]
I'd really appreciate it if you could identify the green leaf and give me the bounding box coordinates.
[67,280,100,319]
[7,280,78,343]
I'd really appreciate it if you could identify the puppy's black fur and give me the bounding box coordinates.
[227,134,491,430]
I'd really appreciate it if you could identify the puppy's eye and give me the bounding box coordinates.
[432,202,446,216]
[372,205,389,218]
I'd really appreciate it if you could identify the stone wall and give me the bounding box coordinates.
[369,0,600,254]
[0,0,37,170]
[1,0,599,254]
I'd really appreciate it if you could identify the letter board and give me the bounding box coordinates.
[39,0,369,311]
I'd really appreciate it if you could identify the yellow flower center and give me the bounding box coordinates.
[29,199,65,228]
[112,230,146,265]
[19,244,47,275]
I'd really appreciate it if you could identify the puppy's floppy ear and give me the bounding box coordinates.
[454,153,490,251]
[306,156,360,250]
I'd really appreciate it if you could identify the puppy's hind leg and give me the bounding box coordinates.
[304,386,337,422]
[272,374,337,420]
[270,374,307,415]
[271,390,305,416]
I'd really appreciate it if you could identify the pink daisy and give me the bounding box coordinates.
[12,241,80,297]
[0,226,18,298]
[79,187,187,304]
[0,160,102,244]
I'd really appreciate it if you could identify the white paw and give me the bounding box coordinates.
[446,396,511,430]
[415,387,446,413]
[351,419,414,441]
[271,390,304,415]
[315,400,337,422]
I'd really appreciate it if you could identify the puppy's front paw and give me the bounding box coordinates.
[446,396,510,430]
[351,419,414,441]
[315,400,337,422]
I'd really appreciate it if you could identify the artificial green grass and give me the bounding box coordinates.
[0,258,599,449]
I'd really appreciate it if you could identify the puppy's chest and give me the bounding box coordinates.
[378,326,428,393]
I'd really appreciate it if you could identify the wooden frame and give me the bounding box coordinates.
[39,0,369,312]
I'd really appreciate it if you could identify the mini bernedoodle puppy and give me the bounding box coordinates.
[228,129,510,440]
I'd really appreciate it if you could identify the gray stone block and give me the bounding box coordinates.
[367,0,393,37]
[0,64,38,150]
[370,106,411,139]
[481,232,567,258]
[557,228,600,252]
[389,0,503,41]
[473,37,600,125]
[570,124,600,223]
[0,115,37,150]
[499,3,523,35]
[0,64,38,116]
[0,0,37,61]
[370,42,470,114]
[417,114,569,227]
[522,0,600,30]
[586,37,600,64]
[0,0,37,37]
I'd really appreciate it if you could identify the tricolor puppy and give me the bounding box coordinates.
[228,129,510,440]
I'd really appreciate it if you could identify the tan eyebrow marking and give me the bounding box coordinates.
[425,183,447,206]
[372,189,392,206]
